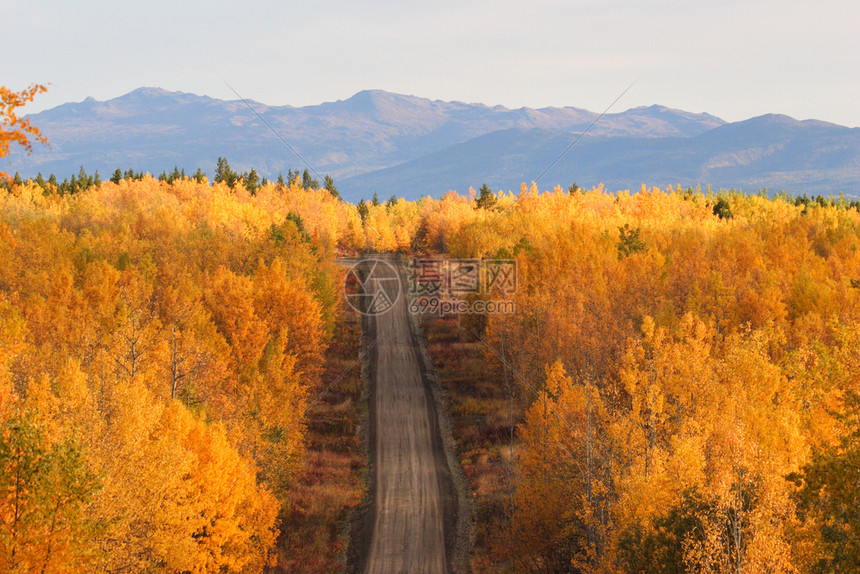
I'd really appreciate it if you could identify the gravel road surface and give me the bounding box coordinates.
[355,257,456,574]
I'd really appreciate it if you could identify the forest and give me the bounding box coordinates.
[1,85,858,574]
[0,172,857,572]
[0,172,363,572]
[413,184,860,573]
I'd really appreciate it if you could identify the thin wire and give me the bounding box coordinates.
[476,80,637,243]
[222,79,323,183]
[222,80,381,238]
[534,79,638,185]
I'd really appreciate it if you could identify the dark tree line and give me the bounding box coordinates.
[2,158,342,201]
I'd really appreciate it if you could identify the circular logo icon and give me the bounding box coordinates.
[343,258,402,316]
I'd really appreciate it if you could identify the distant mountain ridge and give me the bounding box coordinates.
[7,87,858,200]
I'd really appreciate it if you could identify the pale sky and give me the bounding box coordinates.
[4,0,859,126]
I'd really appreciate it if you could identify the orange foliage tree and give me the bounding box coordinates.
[0,172,346,572]
[405,183,860,573]
[0,84,48,181]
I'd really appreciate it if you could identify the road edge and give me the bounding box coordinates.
[345,263,378,574]
[345,255,473,573]
[402,261,474,574]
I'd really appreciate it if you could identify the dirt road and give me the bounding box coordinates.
[350,256,462,574]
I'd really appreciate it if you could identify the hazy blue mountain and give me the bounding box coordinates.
[6,87,857,201]
[344,115,860,198]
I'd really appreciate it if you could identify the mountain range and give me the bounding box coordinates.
[6,87,859,201]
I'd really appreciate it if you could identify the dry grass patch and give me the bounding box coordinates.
[423,316,524,573]
[269,311,365,573]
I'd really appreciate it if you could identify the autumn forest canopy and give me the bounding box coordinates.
[2,84,860,573]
